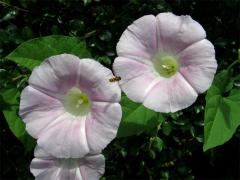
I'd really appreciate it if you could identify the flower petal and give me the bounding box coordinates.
[178,39,217,93]
[34,167,60,180]
[31,146,105,180]
[57,168,81,180]
[19,86,64,138]
[143,73,198,112]
[80,154,105,180]
[30,158,55,177]
[113,57,153,82]
[37,114,89,158]
[85,102,122,153]
[79,59,121,103]
[117,15,157,61]
[28,54,81,99]
[34,145,52,158]
[119,71,158,103]
[156,12,206,54]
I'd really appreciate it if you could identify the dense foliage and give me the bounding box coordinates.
[1,0,239,179]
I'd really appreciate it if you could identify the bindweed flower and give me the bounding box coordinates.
[30,146,105,180]
[20,54,122,158]
[113,12,217,112]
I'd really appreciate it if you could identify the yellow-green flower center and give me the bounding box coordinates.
[63,87,91,116]
[56,158,79,168]
[153,54,179,78]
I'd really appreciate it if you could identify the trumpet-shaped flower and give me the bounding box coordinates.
[30,146,105,180]
[113,12,217,112]
[20,54,122,158]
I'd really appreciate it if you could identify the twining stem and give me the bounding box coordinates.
[0,1,28,12]
[227,59,240,71]
[12,74,27,82]
[238,49,240,60]
[226,49,240,71]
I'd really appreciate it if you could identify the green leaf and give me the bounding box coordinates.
[205,70,234,99]
[6,35,91,70]
[96,56,112,65]
[162,121,172,136]
[204,70,240,151]
[152,137,164,152]
[1,88,35,151]
[117,96,163,138]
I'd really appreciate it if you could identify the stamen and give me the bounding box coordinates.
[77,99,84,105]
[63,87,91,116]
[152,54,179,78]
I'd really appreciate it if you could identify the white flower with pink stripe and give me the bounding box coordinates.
[20,54,122,158]
[113,12,217,112]
[30,146,105,180]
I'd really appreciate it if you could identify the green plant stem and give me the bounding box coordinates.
[227,59,240,71]
[238,49,240,60]
[12,74,27,82]
[0,1,28,12]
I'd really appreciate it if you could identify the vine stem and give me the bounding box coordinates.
[227,59,240,71]
[0,1,28,12]
[12,74,27,82]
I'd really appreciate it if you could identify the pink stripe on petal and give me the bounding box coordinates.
[77,59,121,103]
[180,65,217,93]
[168,73,198,112]
[30,146,105,180]
[117,15,157,61]
[156,12,206,54]
[120,71,158,103]
[113,57,152,82]
[24,109,65,139]
[20,86,65,138]
[143,78,171,112]
[34,167,60,180]
[58,168,80,180]
[37,115,89,158]
[20,86,62,115]
[30,159,55,176]
[178,39,216,67]
[80,155,105,180]
[85,102,122,153]
[29,54,81,99]
[178,39,217,93]
[143,73,198,112]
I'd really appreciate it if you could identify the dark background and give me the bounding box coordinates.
[0,0,240,179]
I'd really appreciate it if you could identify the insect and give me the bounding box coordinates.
[109,76,121,82]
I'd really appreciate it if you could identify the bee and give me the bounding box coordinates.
[109,76,121,82]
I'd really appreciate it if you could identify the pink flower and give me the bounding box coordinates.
[30,146,105,180]
[113,12,217,112]
[20,54,122,158]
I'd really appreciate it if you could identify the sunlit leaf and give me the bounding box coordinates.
[6,35,91,70]
[117,95,164,138]
[1,88,35,151]
[204,70,240,151]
